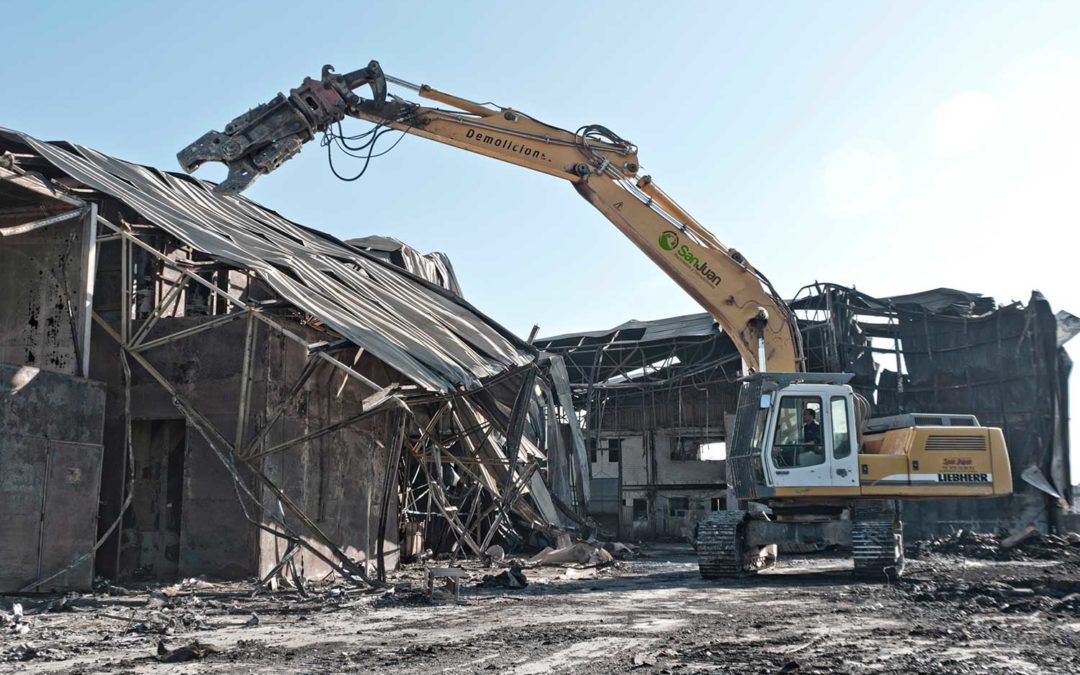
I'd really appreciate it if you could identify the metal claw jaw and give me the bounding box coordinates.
[176,61,388,194]
[177,91,317,194]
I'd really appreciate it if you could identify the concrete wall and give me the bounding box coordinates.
[590,429,726,540]
[93,314,399,581]
[622,487,725,541]
[0,363,105,591]
[255,330,399,581]
[0,218,85,375]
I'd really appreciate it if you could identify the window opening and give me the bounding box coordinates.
[771,396,825,468]
[831,396,852,459]
[607,438,622,463]
[669,497,689,515]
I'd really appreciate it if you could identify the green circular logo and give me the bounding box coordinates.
[659,230,679,251]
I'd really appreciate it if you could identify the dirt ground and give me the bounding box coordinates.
[3,544,1079,674]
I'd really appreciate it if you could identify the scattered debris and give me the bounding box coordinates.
[528,541,614,567]
[478,565,528,589]
[1001,525,1041,549]
[45,595,75,613]
[155,639,219,663]
[602,541,641,560]
[559,567,599,580]
[92,577,130,596]
[910,528,1080,562]
[484,544,506,562]
[2,603,29,637]
[146,590,167,608]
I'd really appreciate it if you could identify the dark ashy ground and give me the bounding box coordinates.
[3,540,1080,674]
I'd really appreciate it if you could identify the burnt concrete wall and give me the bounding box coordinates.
[594,431,726,540]
[622,487,724,541]
[256,331,399,580]
[0,363,105,591]
[126,316,260,580]
[94,314,399,581]
[0,219,84,375]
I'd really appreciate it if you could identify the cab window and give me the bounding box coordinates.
[831,396,852,459]
[772,396,824,468]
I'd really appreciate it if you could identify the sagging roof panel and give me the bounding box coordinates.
[347,235,464,298]
[535,312,719,349]
[790,284,996,317]
[1,128,532,392]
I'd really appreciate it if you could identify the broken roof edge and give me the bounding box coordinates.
[538,284,1070,352]
[0,127,536,394]
[790,281,998,317]
[346,235,464,298]
[535,312,721,349]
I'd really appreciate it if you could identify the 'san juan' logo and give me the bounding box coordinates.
[658,230,722,287]
[659,231,679,251]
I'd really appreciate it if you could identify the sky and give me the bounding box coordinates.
[4,1,1079,480]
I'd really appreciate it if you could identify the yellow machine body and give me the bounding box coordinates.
[858,426,1012,497]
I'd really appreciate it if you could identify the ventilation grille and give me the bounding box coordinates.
[925,434,986,451]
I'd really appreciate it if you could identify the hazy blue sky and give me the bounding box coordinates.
[5,1,1078,479]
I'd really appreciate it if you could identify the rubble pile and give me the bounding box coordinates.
[1,602,79,663]
[910,528,1080,562]
[1,603,27,636]
[904,574,1080,615]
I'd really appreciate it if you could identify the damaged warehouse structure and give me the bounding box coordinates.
[538,286,1074,541]
[0,128,589,593]
[535,315,734,540]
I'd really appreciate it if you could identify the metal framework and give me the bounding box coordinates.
[1,145,573,590]
[86,211,564,588]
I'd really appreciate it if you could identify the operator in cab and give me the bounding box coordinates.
[802,408,821,445]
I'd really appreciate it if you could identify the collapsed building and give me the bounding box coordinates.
[0,128,588,593]
[538,286,1075,541]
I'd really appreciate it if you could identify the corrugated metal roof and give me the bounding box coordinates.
[535,313,719,349]
[0,128,533,392]
[346,235,463,298]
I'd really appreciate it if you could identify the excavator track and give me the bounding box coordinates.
[851,503,905,580]
[697,510,748,578]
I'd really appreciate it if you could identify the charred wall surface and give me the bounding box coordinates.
[1,175,102,592]
[0,364,105,591]
[0,220,83,373]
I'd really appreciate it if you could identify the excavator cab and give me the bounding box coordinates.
[763,382,861,491]
[728,373,861,500]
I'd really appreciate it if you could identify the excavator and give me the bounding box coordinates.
[178,60,1012,579]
